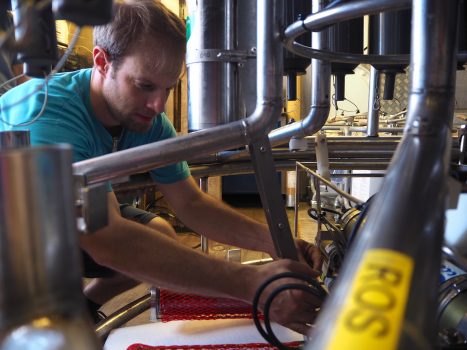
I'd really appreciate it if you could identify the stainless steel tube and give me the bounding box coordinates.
[269,0,330,146]
[283,0,411,65]
[367,67,381,137]
[306,0,459,348]
[73,0,284,186]
[190,160,391,178]
[95,294,151,342]
[190,135,460,164]
[0,130,30,148]
[0,145,100,349]
[199,177,209,254]
[187,0,237,131]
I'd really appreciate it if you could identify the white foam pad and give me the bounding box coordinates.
[104,319,303,350]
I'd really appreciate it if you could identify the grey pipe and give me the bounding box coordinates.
[190,160,391,178]
[306,0,459,349]
[0,145,100,349]
[322,126,404,133]
[190,136,460,164]
[367,67,381,137]
[73,0,284,186]
[95,294,151,342]
[199,177,209,254]
[268,0,330,147]
[187,0,237,131]
[284,0,411,65]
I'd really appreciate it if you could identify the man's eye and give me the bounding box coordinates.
[136,83,154,91]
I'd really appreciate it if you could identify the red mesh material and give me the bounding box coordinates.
[158,290,258,322]
[127,341,302,350]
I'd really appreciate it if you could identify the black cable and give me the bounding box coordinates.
[343,98,360,114]
[346,195,374,247]
[252,272,327,349]
[264,284,316,350]
[307,208,320,221]
[306,208,346,250]
[307,207,343,220]
[307,208,336,233]
[335,100,360,114]
[321,207,342,218]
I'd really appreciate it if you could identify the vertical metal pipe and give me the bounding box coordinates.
[268,0,331,145]
[306,0,459,348]
[367,67,380,137]
[247,0,284,136]
[199,177,209,254]
[293,163,300,238]
[0,145,100,349]
[0,130,30,149]
[187,0,236,131]
[314,175,322,234]
[236,0,259,117]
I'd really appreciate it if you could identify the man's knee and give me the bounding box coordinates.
[147,216,177,240]
[119,204,177,240]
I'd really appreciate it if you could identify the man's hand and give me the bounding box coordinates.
[252,259,324,335]
[294,238,322,271]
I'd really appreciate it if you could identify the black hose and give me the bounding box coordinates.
[347,195,375,247]
[252,272,327,349]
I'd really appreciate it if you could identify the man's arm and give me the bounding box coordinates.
[157,176,278,257]
[80,192,257,297]
[80,192,321,335]
[157,176,321,269]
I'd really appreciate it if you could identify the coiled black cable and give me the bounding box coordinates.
[252,272,327,350]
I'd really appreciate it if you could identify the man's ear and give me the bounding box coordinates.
[93,46,110,77]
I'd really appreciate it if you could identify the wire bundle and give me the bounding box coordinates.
[252,273,327,350]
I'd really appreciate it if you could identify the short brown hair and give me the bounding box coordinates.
[93,0,186,76]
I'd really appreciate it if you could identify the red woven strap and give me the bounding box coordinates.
[127,341,302,350]
[159,290,256,322]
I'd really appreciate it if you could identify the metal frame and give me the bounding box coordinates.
[306,0,460,348]
[249,135,298,260]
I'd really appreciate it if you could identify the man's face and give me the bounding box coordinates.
[101,43,181,133]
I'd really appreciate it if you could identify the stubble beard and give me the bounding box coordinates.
[104,94,152,133]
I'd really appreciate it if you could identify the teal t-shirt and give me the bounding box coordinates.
[0,68,190,184]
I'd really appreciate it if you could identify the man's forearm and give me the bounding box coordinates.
[80,217,261,302]
[173,193,277,256]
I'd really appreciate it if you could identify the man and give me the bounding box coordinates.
[0,0,321,335]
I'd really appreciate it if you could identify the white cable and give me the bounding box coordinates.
[51,27,82,75]
[0,73,26,93]
[11,74,49,127]
[0,26,82,127]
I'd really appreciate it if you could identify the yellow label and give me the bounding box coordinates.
[325,249,414,350]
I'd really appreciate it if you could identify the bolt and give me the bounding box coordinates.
[278,223,285,229]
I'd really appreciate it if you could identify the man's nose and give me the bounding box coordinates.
[147,90,167,114]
